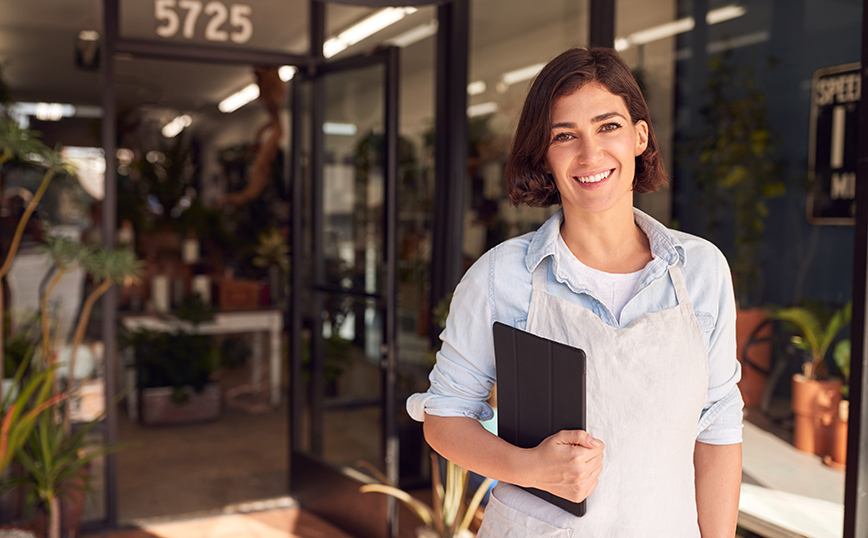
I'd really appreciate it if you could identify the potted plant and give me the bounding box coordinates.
[11,404,121,538]
[827,337,850,469]
[359,453,493,538]
[770,301,851,458]
[122,297,222,426]
[688,53,787,408]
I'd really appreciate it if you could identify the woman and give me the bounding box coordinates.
[407,47,743,537]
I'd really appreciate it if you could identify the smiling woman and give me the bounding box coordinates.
[410,47,744,538]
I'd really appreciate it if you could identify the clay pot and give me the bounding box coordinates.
[832,400,849,467]
[736,308,772,408]
[791,374,843,457]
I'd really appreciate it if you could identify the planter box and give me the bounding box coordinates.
[217,279,260,310]
[140,383,221,426]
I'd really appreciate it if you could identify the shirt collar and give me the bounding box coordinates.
[525,207,685,274]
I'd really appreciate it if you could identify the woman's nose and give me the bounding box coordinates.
[574,136,601,165]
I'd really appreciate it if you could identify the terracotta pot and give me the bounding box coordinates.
[736,308,772,408]
[791,374,843,457]
[832,400,849,466]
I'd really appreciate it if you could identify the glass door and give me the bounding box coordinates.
[290,46,400,538]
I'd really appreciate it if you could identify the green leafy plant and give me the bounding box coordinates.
[359,454,492,538]
[770,301,852,380]
[0,119,74,401]
[833,338,851,399]
[689,53,787,308]
[123,329,219,405]
[0,362,67,479]
[13,408,121,538]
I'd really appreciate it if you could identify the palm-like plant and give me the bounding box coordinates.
[360,454,493,538]
[0,120,73,401]
[770,301,852,380]
[63,247,142,433]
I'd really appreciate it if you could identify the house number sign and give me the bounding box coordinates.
[808,62,861,225]
[154,0,253,44]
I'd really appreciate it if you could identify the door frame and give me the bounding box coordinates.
[288,44,401,538]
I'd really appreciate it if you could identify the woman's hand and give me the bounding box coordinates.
[523,430,604,503]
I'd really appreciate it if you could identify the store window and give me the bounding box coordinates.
[615,1,862,536]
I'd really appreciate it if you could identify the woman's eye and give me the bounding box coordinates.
[552,132,574,142]
[600,122,622,132]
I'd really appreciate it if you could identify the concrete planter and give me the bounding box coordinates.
[140,383,221,426]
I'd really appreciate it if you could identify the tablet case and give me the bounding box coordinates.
[492,321,587,517]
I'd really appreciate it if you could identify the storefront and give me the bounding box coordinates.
[0,0,867,537]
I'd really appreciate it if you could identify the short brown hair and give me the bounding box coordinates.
[504,47,668,207]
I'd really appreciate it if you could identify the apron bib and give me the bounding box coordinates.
[478,259,709,537]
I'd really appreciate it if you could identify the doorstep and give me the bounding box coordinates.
[740,420,845,538]
[83,498,359,538]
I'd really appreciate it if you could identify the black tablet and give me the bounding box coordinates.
[492,321,587,517]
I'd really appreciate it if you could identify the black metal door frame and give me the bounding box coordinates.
[288,25,401,538]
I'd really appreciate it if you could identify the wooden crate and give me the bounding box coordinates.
[217,279,260,310]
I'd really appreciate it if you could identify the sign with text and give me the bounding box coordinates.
[808,63,861,225]
[119,0,308,55]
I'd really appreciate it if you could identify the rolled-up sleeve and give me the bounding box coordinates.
[696,248,744,444]
[407,251,498,423]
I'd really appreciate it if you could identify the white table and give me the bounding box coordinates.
[120,309,284,406]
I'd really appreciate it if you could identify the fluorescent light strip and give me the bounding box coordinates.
[467,81,487,96]
[323,122,358,136]
[162,114,192,138]
[502,63,546,86]
[468,102,498,117]
[324,7,417,59]
[706,5,747,24]
[388,20,438,48]
[218,83,259,113]
[615,4,747,51]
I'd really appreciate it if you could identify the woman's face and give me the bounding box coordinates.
[544,82,649,219]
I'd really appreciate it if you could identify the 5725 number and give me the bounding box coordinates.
[155,0,253,44]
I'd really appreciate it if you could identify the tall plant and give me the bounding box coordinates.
[690,53,786,308]
[0,120,73,401]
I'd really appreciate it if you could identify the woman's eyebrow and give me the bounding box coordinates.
[550,112,628,130]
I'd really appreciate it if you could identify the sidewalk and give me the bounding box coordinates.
[84,500,357,538]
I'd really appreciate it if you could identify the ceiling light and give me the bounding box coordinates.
[324,7,418,59]
[34,103,76,121]
[468,102,498,117]
[387,20,438,48]
[218,83,259,113]
[162,114,192,138]
[501,63,546,86]
[279,66,297,82]
[615,4,747,51]
[706,5,747,24]
[324,122,358,136]
[628,18,695,47]
[467,81,487,96]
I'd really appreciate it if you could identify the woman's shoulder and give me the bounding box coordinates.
[668,228,730,270]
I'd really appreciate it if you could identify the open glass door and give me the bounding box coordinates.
[290,46,400,538]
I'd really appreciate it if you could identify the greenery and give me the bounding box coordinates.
[690,53,787,308]
[1,118,142,537]
[769,301,852,381]
[359,453,492,538]
[12,408,120,537]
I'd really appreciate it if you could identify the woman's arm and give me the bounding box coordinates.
[423,413,604,503]
[694,441,742,537]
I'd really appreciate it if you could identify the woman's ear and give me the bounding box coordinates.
[634,120,649,156]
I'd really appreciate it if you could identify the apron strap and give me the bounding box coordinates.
[532,258,548,292]
[668,263,693,307]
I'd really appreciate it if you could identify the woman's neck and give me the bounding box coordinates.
[560,204,652,274]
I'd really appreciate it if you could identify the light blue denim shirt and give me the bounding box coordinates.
[407,208,744,445]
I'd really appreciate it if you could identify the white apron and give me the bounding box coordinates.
[478,259,709,537]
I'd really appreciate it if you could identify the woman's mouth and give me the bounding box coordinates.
[574,169,612,184]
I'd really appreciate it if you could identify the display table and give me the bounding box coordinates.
[120,309,283,406]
